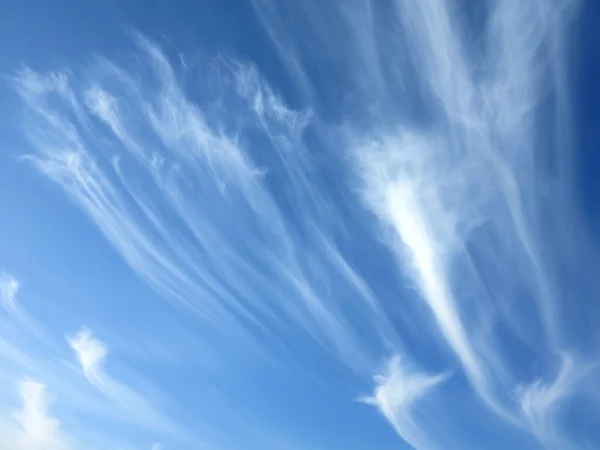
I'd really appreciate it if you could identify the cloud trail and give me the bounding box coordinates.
[0,272,19,313]
[360,356,447,450]
[68,327,185,436]
[0,271,198,449]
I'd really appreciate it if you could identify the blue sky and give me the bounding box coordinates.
[1,0,600,449]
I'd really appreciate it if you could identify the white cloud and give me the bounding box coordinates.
[384,172,482,385]
[0,273,184,447]
[353,131,518,422]
[68,327,185,437]
[68,328,107,384]
[518,353,595,448]
[361,356,446,450]
[0,271,19,313]
[0,380,70,450]
[0,270,23,326]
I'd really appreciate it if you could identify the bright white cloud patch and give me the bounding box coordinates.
[0,380,70,450]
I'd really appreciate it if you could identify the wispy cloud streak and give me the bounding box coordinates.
[361,356,447,450]
[0,271,194,448]
[250,0,598,445]
[13,35,397,381]
[68,328,184,436]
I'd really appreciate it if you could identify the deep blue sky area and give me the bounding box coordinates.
[575,0,600,236]
[0,1,599,450]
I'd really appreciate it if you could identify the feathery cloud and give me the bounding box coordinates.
[0,272,19,314]
[361,356,447,450]
[68,327,184,436]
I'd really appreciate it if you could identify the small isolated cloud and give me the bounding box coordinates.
[0,270,43,347]
[68,328,107,384]
[0,380,70,450]
[360,356,447,450]
[518,352,595,448]
[67,327,185,437]
[0,271,19,314]
[151,443,163,450]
